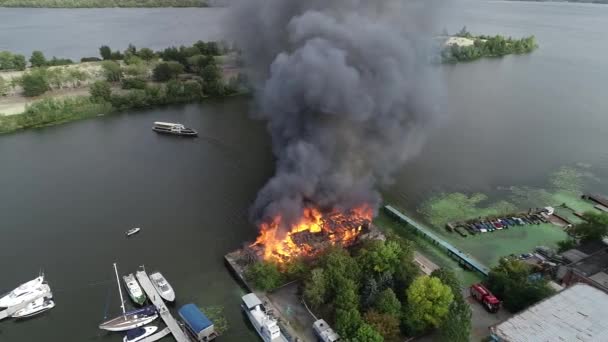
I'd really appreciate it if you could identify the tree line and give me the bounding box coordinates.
[245,236,472,342]
[442,27,538,63]
[0,0,207,8]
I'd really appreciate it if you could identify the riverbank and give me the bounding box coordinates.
[0,0,208,7]
[439,29,538,63]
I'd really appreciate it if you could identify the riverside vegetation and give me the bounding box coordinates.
[0,0,207,8]
[442,27,538,63]
[245,235,472,342]
[0,41,248,134]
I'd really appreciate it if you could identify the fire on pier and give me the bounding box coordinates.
[250,205,373,264]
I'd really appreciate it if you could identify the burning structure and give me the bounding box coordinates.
[228,1,442,265]
[250,205,373,264]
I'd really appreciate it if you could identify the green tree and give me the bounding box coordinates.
[357,240,403,276]
[364,310,398,341]
[487,258,554,313]
[404,276,454,334]
[557,238,577,253]
[29,50,47,67]
[352,323,384,342]
[99,45,112,60]
[373,288,401,316]
[571,212,608,242]
[245,261,283,291]
[431,268,471,342]
[335,308,363,339]
[303,268,327,309]
[20,69,50,97]
[334,277,359,312]
[153,62,184,82]
[89,80,112,102]
[201,62,221,84]
[101,61,122,82]
[137,48,155,61]
[12,54,27,71]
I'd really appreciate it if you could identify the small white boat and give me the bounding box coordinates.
[123,326,159,342]
[126,228,141,237]
[123,274,147,305]
[12,296,55,318]
[149,272,175,302]
[152,122,198,137]
[0,275,45,308]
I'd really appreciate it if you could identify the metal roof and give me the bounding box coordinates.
[178,304,213,333]
[242,293,262,310]
[491,284,608,342]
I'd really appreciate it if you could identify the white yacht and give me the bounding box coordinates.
[241,293,288,342]
[152,122,198,137]
[149,272,175,302]
[0,275,45,308]
[12,296,55,318]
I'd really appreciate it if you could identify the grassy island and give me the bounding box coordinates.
[441,27,538,64]
[0,41,248,134]
[0,0,207,8]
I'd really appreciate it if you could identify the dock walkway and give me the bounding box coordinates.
[135,270,190,342]
[384,205,490,277]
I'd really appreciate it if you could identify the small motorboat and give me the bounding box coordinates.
[124,326,159,342]
[123,274,147,306]
[126,228,141,237]
[152,122,198,137]
[149,272,175,302]
[12,296,55,318]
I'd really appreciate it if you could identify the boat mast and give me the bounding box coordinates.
[113,263,126,318]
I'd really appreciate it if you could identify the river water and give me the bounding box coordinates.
[0,2,607,341]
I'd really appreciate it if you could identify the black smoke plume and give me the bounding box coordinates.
[228,0,444,234]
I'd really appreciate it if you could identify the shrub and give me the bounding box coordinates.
[101,61,122,82]
[121,78,147,90]
[20,69,50,97]
[81,57,102,62]
[153,61,184,82]
[245,261,284,291]
[89,80,112,102]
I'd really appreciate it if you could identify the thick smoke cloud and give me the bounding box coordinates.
[228,0,444,233]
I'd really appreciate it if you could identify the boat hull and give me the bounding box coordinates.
[149,272,175,302]
[99,313,158,332]
[123,326,159,342]
[123,274,147,306]
[13,300,55,318]
[152,128,198,137]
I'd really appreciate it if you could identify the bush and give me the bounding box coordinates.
[46,57,73,66]
[89,80,112,102]
[245,261,284,291]
[153,62,184,82]
[121,78,147,90]
[0,76,9,96]
[101,61,122,82]
[20,69,50,97]
[137,48,155,61]
[81,57,102,62]
[0,51,26,71]
[29,51,47,68]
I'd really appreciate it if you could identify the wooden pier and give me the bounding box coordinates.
[135,269,191,342]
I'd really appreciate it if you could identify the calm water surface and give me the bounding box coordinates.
[0,2,608,341]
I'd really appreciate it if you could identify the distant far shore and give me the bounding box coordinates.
[506,0,608,4]
[0,0,208,8]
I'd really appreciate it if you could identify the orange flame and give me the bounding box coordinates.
[251,205,373,263]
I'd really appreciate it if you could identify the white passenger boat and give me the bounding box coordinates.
[99,263,158,332]
[12,296,55,318]
[152,122,198,137]
[126,227,141,237]
[123,274,147,305]
[241,293,288,342]
[123,326,158,342]
[0,275,45,308]
[149,272,175,302]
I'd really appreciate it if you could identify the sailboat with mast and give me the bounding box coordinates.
[99,263,158,332]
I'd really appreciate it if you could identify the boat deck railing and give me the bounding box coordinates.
[384,205,490,277]
[136,269,191,342]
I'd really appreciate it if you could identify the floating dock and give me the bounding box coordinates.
[135,269,190,342]
[384,205,490,277]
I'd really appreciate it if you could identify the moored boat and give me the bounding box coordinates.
[241,293,288,342]
[12,296,55,318]
[124,326,159,342]
[123,274,147,306]
[0,275,45,308]
[99,263,158,332]
[149,272,175,302]
[152,122,198,137]
[126,228,141,237]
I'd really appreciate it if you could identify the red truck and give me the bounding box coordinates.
[470,283,500,313]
